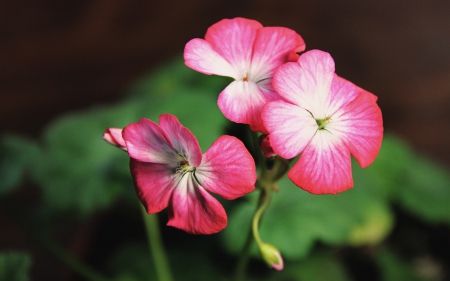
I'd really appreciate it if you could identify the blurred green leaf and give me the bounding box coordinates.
[106,243,226,281]
[31,57,228,216]
[0,252,31,281]
[107,243,156,281]
[31,103,137,216]
[376,249,424,281]
[397,156,450,223]
[280,250,350,281]
[0,135,40,195]
[223,136,406,259]
[352,134,414,200]
[224,174,394,259]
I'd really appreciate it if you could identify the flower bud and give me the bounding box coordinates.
[259,242,284,270]
[259,134,276,158]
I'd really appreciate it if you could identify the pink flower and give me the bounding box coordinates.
[121,114,256,234]
[184,17,305,133]
[262,50,383,194]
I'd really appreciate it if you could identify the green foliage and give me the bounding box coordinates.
[29,57,228,216]
[280,250,350,281]
[0,252,31,281]
[376,249,424,281]
[223,134,450,260]
[0,136,39,195]
[397,156,450,223]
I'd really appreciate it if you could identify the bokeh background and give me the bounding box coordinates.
[1,0,450,280]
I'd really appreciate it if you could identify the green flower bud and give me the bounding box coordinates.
[259,242,284,270]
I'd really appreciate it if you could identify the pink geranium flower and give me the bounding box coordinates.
[184,17,305,133]
[262,50,383,194]
[119,114,256,234]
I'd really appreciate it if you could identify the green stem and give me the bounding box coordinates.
[252,184,273,246]
[140,206,173,281]
[232,185,266,281]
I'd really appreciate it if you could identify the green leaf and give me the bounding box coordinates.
[280,250,350,281]
[0,135,40,195]
[31,57,228,216]
[351,134,414,200]
[31,102,138,216]
[223,151,397,259]
[397,156,450,223]
[0,252,32,281]
[376,249,425,281]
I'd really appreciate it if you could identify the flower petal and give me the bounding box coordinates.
[262,100,317,159]
[273,50,335,117]
[158,114,202,167]
[218,80,268,133]
[167,174,227,234]
[122,118,178,164]
[195,135,256,200]
[184,38,237,78]
[288,130,353,194]
[326,79,383,168]
[297,50,335,103]
[130,159,176,213]
[204,17,262,73]
[103,128,126,150]
[249,26,305,82]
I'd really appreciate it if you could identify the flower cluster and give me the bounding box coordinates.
[104,17,382,243]
[184,17,383,195]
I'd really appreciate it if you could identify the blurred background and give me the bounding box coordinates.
[1,0,450,280]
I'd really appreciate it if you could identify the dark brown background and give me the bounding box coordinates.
[1,0,449,279]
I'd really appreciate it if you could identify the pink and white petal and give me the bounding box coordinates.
[167,174,227,234]
[218,80,268,133]
[123,118,179,164]
[262,100,317,159]
[249,26,305,82]
[158,114,203,167]
[327,90,383,168]
[103,128,126,150]
[325,75,361,116]
[184,38,237,78]
[288,131,353,194]
[272,62,319,111]
[130,159,176,214]
[297,50,335,96]
[205,17,262,72]
[195,135,256,200]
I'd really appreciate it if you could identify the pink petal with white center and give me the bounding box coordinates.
[158,114,202,167]
[262,100,318,159]
[273,50,335,116]
[167,174,227,234]
[249,26,305,82]
[122,118,178,164]
[184,38,237,78]
[204,18,262,72]
[288,130,353,194]
[218,80,268,133]
[272,62,317,110]
[324,75,361,116]
[130,159,176,214]
[195,136,256,200]
[103,128,126,150]
[297,50,335,103]
[326,80,383,168]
